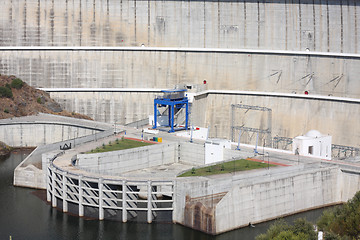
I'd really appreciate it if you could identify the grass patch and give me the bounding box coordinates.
[86,138,152,153]
[178,159,275,177]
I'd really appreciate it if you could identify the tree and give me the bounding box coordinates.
[256,218,317,240]
[317,191,360,239]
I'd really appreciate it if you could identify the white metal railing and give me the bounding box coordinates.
[46,161,174,223]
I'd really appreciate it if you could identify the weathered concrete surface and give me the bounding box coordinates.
[77,142,178,175]
[9,113,114,189]
[0,49,359,98]
[44,90,360,149]
[174,163,360,235]
[0,113,110,147]
[0,0,358,53]
[215,166,341,234]
[200,93,360,148]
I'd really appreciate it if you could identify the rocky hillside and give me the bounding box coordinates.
[0,75,92,120]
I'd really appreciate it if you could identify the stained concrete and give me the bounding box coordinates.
[0,0,358,53]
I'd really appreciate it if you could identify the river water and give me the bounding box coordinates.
[0,150,333,240]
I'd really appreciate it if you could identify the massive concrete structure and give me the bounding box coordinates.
[0,0,359,149]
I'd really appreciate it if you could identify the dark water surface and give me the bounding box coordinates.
[0,150,333,240]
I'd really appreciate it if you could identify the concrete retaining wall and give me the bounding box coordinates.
[0,114,111,147]
[173,164,360,234]
[179,142,205,166]
[0,0,358,53]
[77,142,178,175]
[13,129,114,189]
[0,123,95,147]
[215,166,342,234]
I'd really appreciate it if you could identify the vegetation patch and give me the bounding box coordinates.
[0,86,13,98]
[256,218,317,240]
[257,191,360,240]
[86,138,152,154]
[178,159,275,177]
[10,78,24,89]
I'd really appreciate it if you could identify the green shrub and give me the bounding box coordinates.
[4,108,9,113]
[37,97,42,104]
[10,78,24,89]
[221,164,225,171]
[0,87,13,98]
[5,83,11,89]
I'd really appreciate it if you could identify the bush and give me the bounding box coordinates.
[256,219,317,240]
[37,97,42,104]
[4,109,9,113]
[318,191,360,239]
[10,78,24,89]
[5,83,11,89]
[0,87,13,98]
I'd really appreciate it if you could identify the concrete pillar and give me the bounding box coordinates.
[46,167,51,202]
[122,180,127,223]
[147,180,152,223]
[51,169,57,208]
[172,180,176,223]
[62,172,68,213]
[99,178,104,220]
[79,175,84,217]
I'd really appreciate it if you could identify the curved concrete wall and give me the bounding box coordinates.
[0,0,359,53]
[0,114,111,147]
[0,123,95,147]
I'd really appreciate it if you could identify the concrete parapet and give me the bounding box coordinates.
[77,142,178,175]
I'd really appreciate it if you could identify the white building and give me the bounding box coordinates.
[205,138,231,164]
[292,130,332,160]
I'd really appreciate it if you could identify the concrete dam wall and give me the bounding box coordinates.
[0,0,359,149]
[0,49,359,98]
[0,0,359,53]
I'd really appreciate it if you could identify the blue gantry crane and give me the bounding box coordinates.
[153,89,189,133]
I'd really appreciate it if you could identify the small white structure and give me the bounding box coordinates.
[176,126,208,140]
[292,130,332,160]
[205,138,231,164]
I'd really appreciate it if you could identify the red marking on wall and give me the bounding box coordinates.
[124,137,158,144]
[246,157,290,166]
